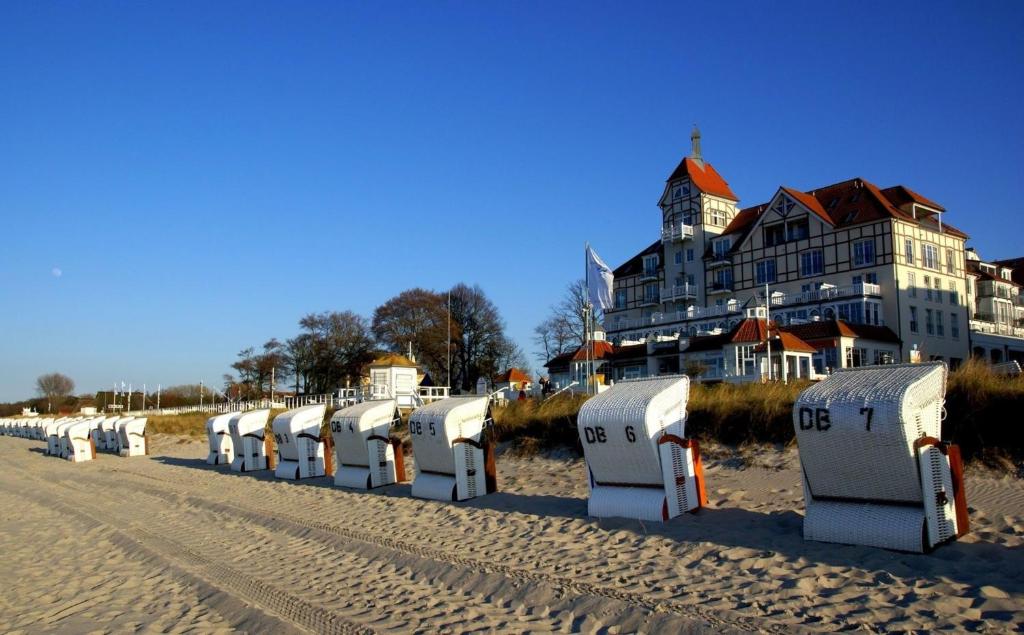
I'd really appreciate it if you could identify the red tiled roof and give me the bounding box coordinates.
[730,318,772,343]
[722,204,765,235]
[571,340,616,362]
[880,185,945,212]
[753,332,816,354]
[780,186,832,225]
[496,368,531,384]
[667,157,738,201]
[781,320,901,345]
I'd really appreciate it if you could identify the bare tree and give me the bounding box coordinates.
[36,372,74,412]
[533,279,602,365]
[372,288,451,384]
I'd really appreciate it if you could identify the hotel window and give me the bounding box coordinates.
[686,248,694,262]
[614,289,627,309]
[713,268,733,290]
[736,345,757,376]
[674,251,683,265]
[904,238,914,264]
[924,276,932,301]
[643,255,658,277]
[787,218,809,241]
[908,272,917,297]
[713,239,730,259]
[853,239,875,267]
[946,249,955,273]
[923,244,940,269]
[925,308,935,335]
[644,283,659,304]
[865,272,878,285]
[951,313,960,339]
[755,259,777,285]
[845,347,866,368]
[909,306,919,333]
[800,250,824,277]
[949,281,958,306]
[934,277,942,303]
[936,311,945,337]
[764,224,785,247]
[710,207,728,226]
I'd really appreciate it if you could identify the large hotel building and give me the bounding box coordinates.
[591,128,1023,384]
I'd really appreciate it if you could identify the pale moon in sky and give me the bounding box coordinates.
[51,267,62,278]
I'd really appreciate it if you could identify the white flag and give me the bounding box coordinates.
[586,245,614,311]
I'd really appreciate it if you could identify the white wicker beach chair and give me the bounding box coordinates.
[409,396,497,502]
[56,418,83,457]
[272,404,328,480]
[576,376,706,522]
[65,418,99,462]
[92,416,117,451]
[793,361,969,552]
[228,409,272,472]
[117,417,148,457]
[330,399,405,489]
[104,417,131,453]
[30,419,44,441]
[45,418,67,455]
[206,412,240,465]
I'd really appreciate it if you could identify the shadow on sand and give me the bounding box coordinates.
[153,454,1024,596]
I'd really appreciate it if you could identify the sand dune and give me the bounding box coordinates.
[1,433,1022,633]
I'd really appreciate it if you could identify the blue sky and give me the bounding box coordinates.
[1,1,1022,401]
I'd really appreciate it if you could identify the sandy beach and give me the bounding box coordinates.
[1,434,1022,633]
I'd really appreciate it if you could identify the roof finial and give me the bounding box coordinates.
[690,123,703,164]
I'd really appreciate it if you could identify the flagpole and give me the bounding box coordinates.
[765,282,772,382]
[584,243,591,396]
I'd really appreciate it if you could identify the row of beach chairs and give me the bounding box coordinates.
[205,395,495,503]
[0,415,148,461]
[3,362,968,553]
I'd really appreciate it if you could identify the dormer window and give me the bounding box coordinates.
[786,218,809,241]
[713,239,731,258]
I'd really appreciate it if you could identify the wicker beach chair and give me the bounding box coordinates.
[55,417,83,458]
[117,417,148,457]
[104,417,131,453]
[228,409,272,472]
[272,404,328,480]
[65,418,99,462]
[92,416,117,451]
[409,396,497,502]
[793,361,969,552]
[205,412,240,465]
[577,376,706,522]
[331,399,405,489]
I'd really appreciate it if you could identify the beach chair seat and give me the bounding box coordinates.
[66,419,99,462]
[117,417,148,457]
[577,376,706,522]
[206,412,239,465]
[331,399,404,489]
[409,396,497,502]
[794,361,968,552]
[228,409,272,472]
[45,418,67,455]
[31,419,45,440]
[56,418,82,458]
[273,404,328,480]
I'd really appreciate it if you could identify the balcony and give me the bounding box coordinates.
[707,254,731,269]
[766,283,881,308]
[661,222,694,243]
[640,268,660,282]
[640,294,660,306]
[663,283,698,302]
[707,281,733,295]
[608,302,742,333]
[970,317,1024,338]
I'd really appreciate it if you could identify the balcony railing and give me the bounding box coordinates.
[640,294,660,306]
[661,222,694,242]
[707,254,731,268]
[970,318,1024,338]
[640,268,659,281]
[609,302,742,332]
[767,283,881,308]
[663,283,698,301]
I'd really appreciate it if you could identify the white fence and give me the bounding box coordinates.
[283,386,451,410]
[138,398,276,417]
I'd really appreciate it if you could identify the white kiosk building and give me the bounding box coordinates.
[330,399,404,489]
[793,362,968,552]
[576,376,707,521]
[408,396,497,502]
